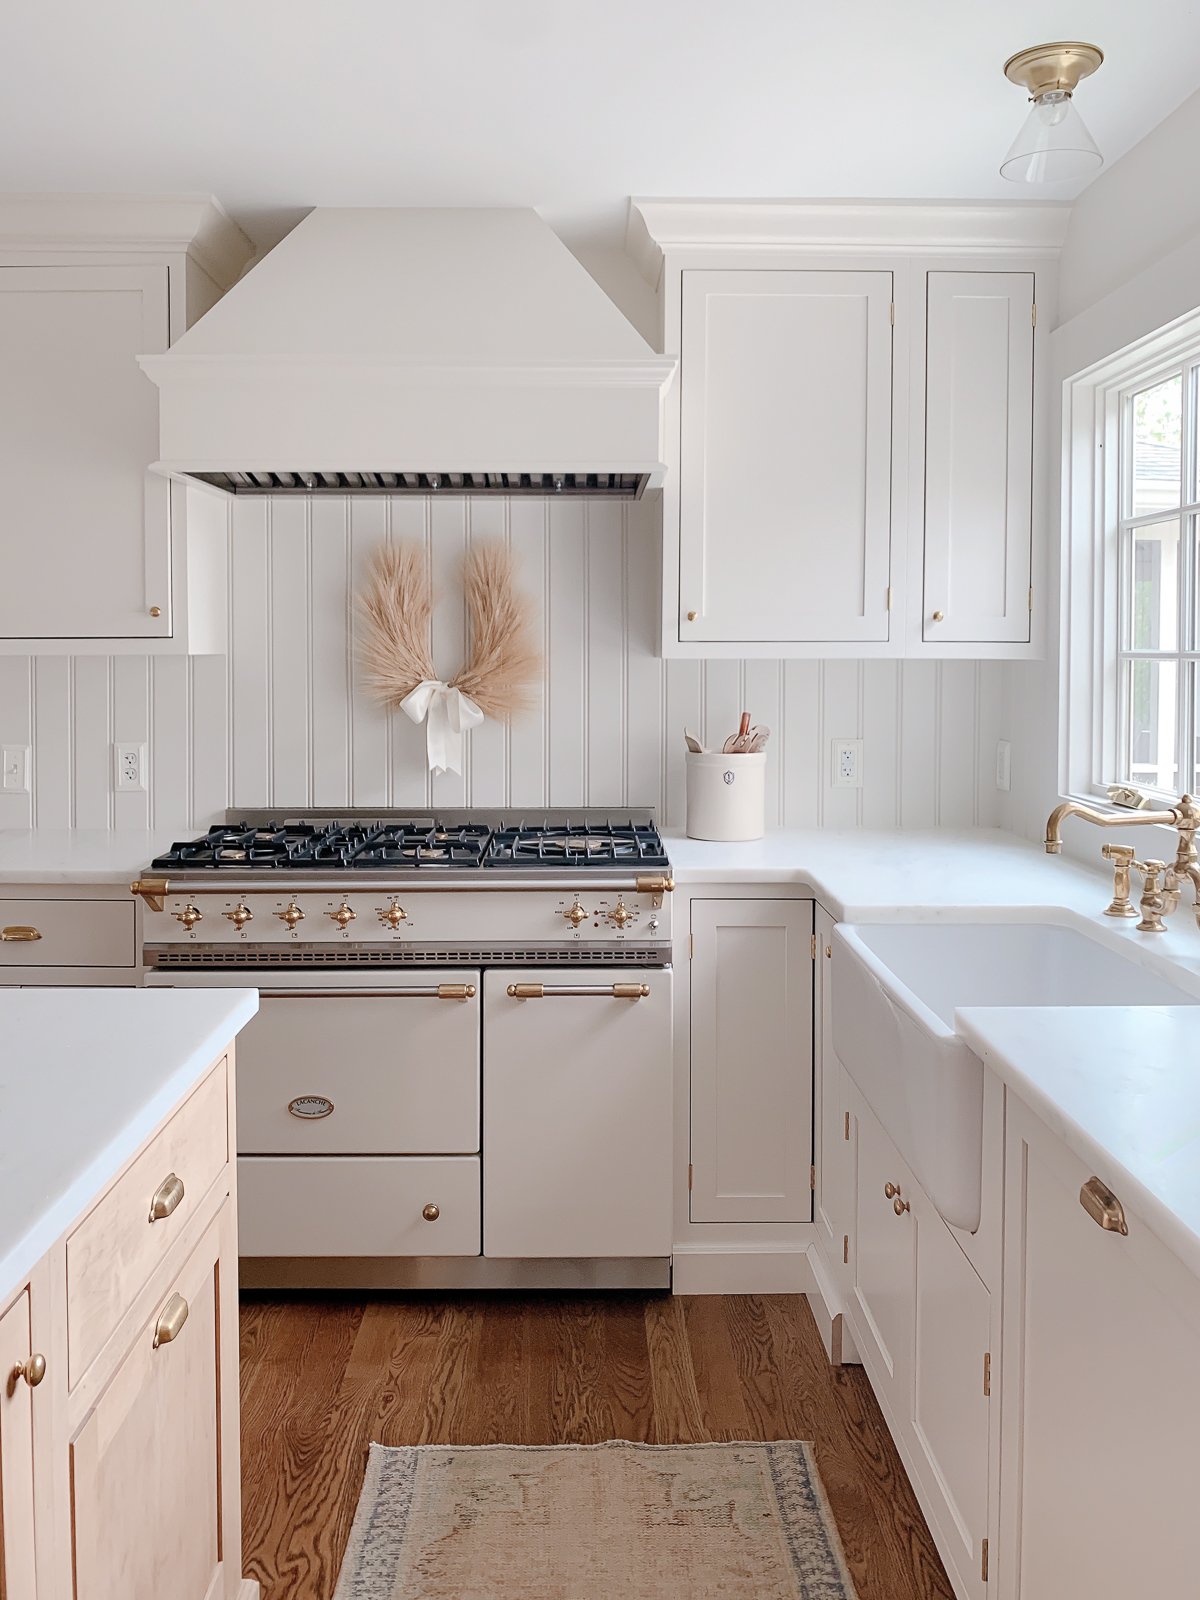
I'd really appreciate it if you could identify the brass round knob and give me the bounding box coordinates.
[224,903,253,930]
[13,1353,46,1389]
[379,901,407,930]
[422,1203,440,1222]
[275,900,305,929]
[563,900,588,927]
[687,610,698,622]
[884,1182,898,1200]
[149,605,161,618]
[330,902,357,929]
[894,1196,911,1216]
[174,904,203,931]
[932,610,945,623]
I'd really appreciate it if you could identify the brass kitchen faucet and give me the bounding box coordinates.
[1045,794,1200,933]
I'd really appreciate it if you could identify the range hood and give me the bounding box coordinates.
[139,208,675,498]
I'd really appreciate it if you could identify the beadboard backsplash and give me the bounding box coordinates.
[0,494,1004,833]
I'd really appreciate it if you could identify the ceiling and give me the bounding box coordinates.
[5,0,1200,265]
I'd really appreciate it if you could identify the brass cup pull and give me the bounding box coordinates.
[1,926,41,942]
[148,1172,185,1223]
[893,1195,911,1216]
[422,1203,440,1222]
[10,1353,46,1391]
[152,1293,189,1349]
[1080,1176,1129,1235]
[884,1181,899,1200]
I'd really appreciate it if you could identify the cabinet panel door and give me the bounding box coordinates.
[679,269,893,644]
[0,1290,37,1600]
[483,969,673,1257]
[815,907,852,1274]
[922,271,1034,643]
[71,1205,228,1600]
[852,1102,915,1407]
[690,899,814,1223]
[1001,1096,1200,1600]
[0,264,170,641]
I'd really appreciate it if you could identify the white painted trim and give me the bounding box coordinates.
[670,1244,815,1296]
[806,1245,862,1365]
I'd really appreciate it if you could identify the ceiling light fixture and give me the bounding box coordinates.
[1001,41,1104,184]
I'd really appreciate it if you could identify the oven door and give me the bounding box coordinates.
[145,968,480,1155]
[482,966,673,1259]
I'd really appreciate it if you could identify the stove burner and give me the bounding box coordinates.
[150,816,669,873]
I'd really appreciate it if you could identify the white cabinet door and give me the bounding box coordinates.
[0,1290,37,1600]
[815,907,853,1275]
[678,269,893,644]
[922,271,1034,644]
[482,968,673,1258]
[851,1101,916,1413]
[0,264,170,641]
[689,899,813,1223]
[1000,1094,1200,1600]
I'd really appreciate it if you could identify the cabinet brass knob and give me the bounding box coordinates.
[932,610,945,623]
[11,1353,46,1390]
[422,1203,440,1222]
[152,1293,189,1349]
[687,610,698,622]
[149,606,161,618]
[884,1181,898,1200]
[893,1195,911,1216]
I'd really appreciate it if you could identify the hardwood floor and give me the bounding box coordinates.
[239,1291,953,1600]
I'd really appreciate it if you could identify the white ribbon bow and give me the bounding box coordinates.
[399,680,484,776]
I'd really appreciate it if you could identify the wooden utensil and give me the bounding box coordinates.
[684,727,706,754]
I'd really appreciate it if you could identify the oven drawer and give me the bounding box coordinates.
[237,1155,481,1257]
[235,976,480,1155]
[0,897,135,969]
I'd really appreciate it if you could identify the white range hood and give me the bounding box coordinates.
[139,207,675,498]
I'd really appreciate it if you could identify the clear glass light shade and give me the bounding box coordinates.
[1000,93,1102,183]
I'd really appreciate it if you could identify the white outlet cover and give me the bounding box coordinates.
[114,742,147,793]
[2,745,30,794]
[832,738,863,789]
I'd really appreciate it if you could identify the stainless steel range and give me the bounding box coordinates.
[136,810,674,1291]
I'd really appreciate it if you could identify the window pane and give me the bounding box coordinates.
[1131,375,1182,515]
[1129,518,1180,650]
[1123,657,1179,791]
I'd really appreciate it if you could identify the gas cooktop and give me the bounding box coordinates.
[150,810,670,874]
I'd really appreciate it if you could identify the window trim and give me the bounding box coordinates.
[1063,307,1200,810]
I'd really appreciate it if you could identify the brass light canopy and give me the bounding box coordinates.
[1001,41,1105,184]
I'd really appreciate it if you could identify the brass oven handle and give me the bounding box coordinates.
[1,926,41,942]
[259,986,476,1001]
[506,982,650,1000]
[130,877,169,912]
[148,1172,185,1223]
[1080,1176,1129,1235]
[152,1293,189,1349]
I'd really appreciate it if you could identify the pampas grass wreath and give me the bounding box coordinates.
[358,540,541,723]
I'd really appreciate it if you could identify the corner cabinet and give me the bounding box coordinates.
[634,200,1062,660]
[0,196,252,654]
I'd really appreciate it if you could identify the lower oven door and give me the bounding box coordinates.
[482,966,673,1259]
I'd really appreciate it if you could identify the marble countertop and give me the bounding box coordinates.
[957,1006,1200,1279]
[0,988,258,1307]
[0,828,190,885]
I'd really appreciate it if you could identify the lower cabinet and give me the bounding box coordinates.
[689,898,814,1223]
[814,908,853,1282]
[999,1095,1200,1600]
[0,1289,37,1600]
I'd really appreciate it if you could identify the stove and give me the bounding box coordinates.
[135,808,674,969]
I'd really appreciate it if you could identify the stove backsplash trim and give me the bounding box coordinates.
[0,493,1003,833]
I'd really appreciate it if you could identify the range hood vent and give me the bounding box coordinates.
[140,208,674,497]
[192,469,649,498]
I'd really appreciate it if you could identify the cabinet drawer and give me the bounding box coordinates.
[66,1058,228,1385]
[238,1155,481,1257]
[0,898,135,968]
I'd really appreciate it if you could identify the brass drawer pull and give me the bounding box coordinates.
[148,1172,185,1223]
[507,982,651,1000]
[152,1293,189,1349]
[1,926,41,942]
[1080,1176,1129,1235]
[9,1353,46,1391]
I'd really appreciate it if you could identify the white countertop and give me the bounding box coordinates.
[958,1006,1200,1279]
[0,988,258,1307]
[0,828,192,885]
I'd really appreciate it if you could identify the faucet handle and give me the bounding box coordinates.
[1101,843,1138,917]
[1133,859,1170,933]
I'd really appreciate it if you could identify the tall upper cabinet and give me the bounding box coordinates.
[0,196,253,654]
[628,201,1067,660]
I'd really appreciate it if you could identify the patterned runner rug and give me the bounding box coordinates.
[334,1439,858,1598]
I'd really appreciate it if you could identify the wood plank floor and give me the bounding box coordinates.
[239,1291,953,1600]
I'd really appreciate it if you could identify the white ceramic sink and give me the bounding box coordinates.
[832,920,1200,1232]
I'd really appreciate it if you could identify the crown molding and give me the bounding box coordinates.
[627,197,1073,283]
[0,193,254,289]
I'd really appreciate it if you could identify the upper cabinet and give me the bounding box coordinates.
[631,200,1066,660]
[0,196,253,655]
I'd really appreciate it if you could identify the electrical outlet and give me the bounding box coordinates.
[2,745,30,793]
[995,739,1012,792]
[114,742,147,793]
[832,738,863,789]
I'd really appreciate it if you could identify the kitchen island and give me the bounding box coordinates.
[0,986,258,1600]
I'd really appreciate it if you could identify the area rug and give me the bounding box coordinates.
[333,1439,858,1599]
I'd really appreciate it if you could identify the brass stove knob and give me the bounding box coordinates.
[379,901,407,930]
[174,904,203,931]
[224,903,253,931]
[563,900,588,927]
[275,900,305,930]
[329,902,357,930]
[609,899,634,928]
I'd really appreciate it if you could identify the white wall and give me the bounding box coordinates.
[0,491,1004,834]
